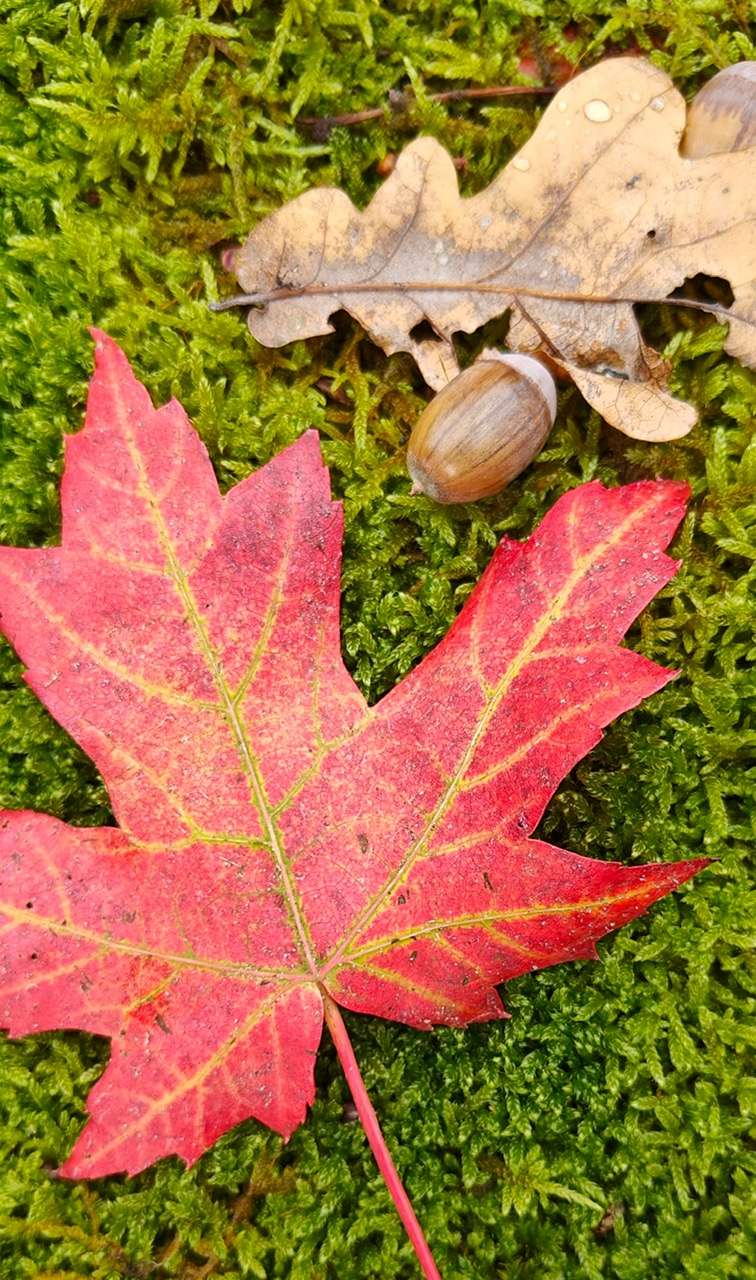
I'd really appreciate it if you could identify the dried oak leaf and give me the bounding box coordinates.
[0,334,707,1183]
[228,58,756,442]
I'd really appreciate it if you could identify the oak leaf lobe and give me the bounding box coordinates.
[229,58,756,441]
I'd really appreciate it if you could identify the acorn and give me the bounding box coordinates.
[680,61,756,158]
[407,351,557,503]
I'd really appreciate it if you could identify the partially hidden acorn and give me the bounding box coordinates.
[407,351,557,504]
[680,61,756,158]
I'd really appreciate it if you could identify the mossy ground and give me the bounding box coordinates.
[1,1,755,1276]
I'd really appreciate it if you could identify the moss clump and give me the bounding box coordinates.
[1,1,755,1276]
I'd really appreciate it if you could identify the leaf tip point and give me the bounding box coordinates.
[657,477,691,511]
[87,328,131,379]
[294,428,327,472]
[88,326,113,357]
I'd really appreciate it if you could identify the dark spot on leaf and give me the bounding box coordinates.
[155,1014,172,1035]
[25,902,33,909]
[409,950,417,963]
[30,952,38,960]
[397,893,406,905]
[626,174,641,188]
[357,833,369,854]
[462,976,470,985]
[646,228,656,239]
[483,872,493,891]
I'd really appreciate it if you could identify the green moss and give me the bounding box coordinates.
[1,0,755,1276]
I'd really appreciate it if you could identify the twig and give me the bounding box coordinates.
[298,84,556,136]
[430,85,556,103]
[322,990,443,1280]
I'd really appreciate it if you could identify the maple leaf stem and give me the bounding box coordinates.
[321,991,444,1280]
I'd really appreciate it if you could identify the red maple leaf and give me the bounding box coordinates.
[0,335,707,1273]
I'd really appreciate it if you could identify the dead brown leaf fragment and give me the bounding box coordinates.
[222,59,756,442]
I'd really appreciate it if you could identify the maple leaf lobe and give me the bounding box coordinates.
[0,336,709,1180]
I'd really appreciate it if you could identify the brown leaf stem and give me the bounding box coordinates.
[208,281,738,327]
[321,990,443,1280]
